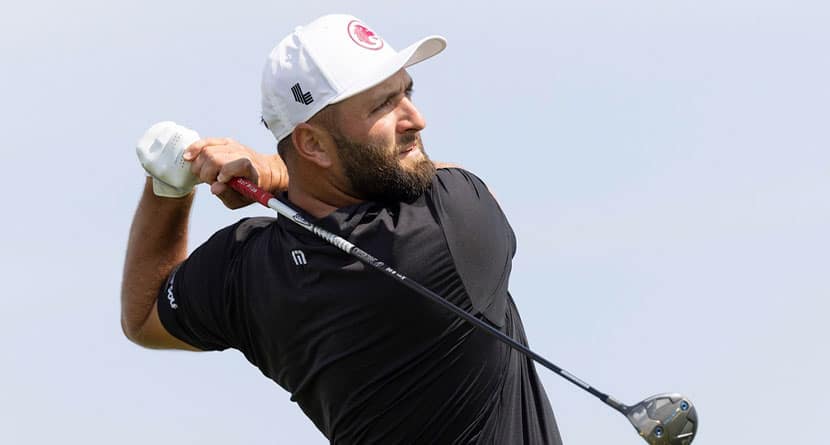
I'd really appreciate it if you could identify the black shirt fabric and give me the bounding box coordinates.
[157,168,562,444]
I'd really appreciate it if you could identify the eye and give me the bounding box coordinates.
[372,86,414,114]
[372,97,394,114]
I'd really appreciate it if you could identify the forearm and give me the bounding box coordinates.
[121,177,193,343]
[265,153,289,193]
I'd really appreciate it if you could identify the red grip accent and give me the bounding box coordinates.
[228,178,274,206]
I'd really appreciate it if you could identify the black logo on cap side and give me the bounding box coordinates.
[291,83,314,105]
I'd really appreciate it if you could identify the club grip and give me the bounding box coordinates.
[228,177,274,206]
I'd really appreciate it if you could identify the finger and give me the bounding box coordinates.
[189,149,207,176]
[198,162,221,184]
[184,137,235,160]
[210,181,228,196]
[191,144,237,180]
[217,158,258,184]
[212,181,252,210]
[183,139,206,161]
[193,149,222,183]
[201,137,235,148]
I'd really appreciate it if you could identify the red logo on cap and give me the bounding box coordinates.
[347,20,384,51]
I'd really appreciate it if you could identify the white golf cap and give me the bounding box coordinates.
[261,14,447,142]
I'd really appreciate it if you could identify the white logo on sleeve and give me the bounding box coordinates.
[167,283,179,309]
[166,273,178,309]
[291,250,307,266]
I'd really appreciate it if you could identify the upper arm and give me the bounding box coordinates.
[150,217,276,352]
[127,219,265,352]
[428,168,515,326]
[127,301,201,351]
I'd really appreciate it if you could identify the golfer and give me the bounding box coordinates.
[123,14,562,444]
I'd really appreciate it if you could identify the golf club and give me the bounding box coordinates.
[228,177,698,444]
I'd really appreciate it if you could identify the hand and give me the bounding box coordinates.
[184,138,288,209]
[136,121,202,198]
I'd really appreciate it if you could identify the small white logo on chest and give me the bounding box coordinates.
[291,250,307,266]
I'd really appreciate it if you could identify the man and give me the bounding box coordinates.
[123,14,563,444]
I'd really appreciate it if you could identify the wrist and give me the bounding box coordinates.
[145,177,195,202]
[152,178,195,198]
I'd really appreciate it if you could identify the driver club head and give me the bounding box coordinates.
[625,393,698,445]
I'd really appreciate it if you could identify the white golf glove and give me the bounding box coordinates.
[136,121,201,198]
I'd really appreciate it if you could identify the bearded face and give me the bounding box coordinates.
[332,130,436,203]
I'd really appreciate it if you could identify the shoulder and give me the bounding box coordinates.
[233,216,277,242]
[205,216,277,245]
[426,167,510,236]
[432,167,492,197]
[186,216,278,268]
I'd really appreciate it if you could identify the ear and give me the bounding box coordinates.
[291,123,334,168]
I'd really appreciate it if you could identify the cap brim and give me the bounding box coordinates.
[332,35,447,104]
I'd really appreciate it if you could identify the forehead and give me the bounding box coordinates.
[344,70,412,106]
[319,70,414,132]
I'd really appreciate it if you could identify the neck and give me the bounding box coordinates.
[285,175,363,219]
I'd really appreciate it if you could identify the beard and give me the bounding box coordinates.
[333,132,436,203]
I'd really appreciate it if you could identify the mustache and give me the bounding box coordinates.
[397,134,421,150]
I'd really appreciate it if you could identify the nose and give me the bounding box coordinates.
[396,97,426,134]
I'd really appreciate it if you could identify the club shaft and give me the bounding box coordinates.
[228,177,629,414]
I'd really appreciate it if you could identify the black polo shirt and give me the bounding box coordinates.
[157,168,562,444]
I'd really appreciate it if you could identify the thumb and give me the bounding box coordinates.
[217,158,259,184]
[211,181,253,210]
[210,181,228,196]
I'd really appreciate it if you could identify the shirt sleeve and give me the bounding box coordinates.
[427,168,517,327]
[156,218,267,351]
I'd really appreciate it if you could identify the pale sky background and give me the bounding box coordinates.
[1,0,827,444]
